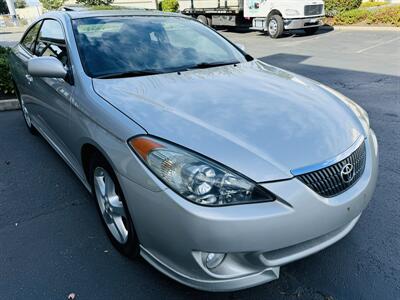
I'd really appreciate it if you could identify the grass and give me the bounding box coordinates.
[329,5,400,26]
[360,1,388,8]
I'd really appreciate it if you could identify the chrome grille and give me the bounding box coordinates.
[297,141,366,197]
[304,4,323,16]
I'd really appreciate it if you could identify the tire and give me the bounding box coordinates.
[197,15,208,25]
[207,16,212,27]
[304,27,319,35]
[267,14,284,39]
[15,84,37,135]
[89,153,140,258]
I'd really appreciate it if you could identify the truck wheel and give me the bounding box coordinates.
[304,27,319,35]
[268,15,284,39]
[197,15,208,25]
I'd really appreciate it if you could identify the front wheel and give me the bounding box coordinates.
[268,15,284,39]
[304,27,319,35]
[90,153,140,258]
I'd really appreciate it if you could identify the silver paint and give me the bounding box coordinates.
[9,10,378,292]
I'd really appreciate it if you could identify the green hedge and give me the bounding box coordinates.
[0,46,15,97]
[332,5,400,26]
[325,0,362,16]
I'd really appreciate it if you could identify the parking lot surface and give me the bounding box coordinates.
[1,28,399,299]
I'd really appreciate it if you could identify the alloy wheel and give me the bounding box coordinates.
[93,167,129,244]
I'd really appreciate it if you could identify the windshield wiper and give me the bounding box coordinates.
[184,61,240,70]
[96,70,161,79]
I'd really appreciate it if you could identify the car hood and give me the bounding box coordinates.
[93,60,364,182]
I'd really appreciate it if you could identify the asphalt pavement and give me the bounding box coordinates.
[0,28,399,299]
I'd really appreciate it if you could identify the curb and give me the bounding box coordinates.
[0,99,20,111]
[329,25,400,31]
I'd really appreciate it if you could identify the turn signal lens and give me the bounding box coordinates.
[129,136,275,206]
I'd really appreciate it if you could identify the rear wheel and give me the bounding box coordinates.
[304,27,319,35]
[89,153,140,258]
[268,14,284,39]
[197,15,208,25]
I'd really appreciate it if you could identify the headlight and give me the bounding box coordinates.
[285,9,300,16]
[129,136,275,206]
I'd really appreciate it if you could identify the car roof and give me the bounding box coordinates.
[51,8,191,20]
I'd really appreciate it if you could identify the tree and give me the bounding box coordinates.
[0,0,9,14]
[39,0,65,10]
[161,0,179,12]
[75,0,113,6]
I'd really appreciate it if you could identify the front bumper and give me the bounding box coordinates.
[119,130,378,291]
[284,16,324,30]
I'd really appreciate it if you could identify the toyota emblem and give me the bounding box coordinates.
[341,163,355,183]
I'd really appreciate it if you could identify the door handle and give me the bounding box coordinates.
[25,74,33,84]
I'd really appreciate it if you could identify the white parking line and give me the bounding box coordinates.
[356,36,400,54]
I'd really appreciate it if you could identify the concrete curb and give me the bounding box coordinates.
[329,25,400,31]
[0,99,20,111]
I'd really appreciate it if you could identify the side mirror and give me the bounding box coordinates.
[235,43,246,51]
[28,56,67,78]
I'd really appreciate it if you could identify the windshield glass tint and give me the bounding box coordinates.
[72,16,246,78]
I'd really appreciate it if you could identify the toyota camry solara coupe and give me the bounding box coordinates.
[9,10,378,291]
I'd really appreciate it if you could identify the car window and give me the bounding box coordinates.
[21,21,42,53]
[35,19,69,66]
[72,16,247,78]
[163,22,228,61]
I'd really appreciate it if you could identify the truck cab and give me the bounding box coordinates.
[247,0,325,38]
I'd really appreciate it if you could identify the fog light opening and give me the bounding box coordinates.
[205,253,226,269]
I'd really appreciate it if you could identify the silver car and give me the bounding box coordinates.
[9,10,378,292]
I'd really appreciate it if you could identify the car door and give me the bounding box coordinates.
[11,20,42,118]
[29,19,75,159]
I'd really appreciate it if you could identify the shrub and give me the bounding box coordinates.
[0,0,9,14]
[334,9,371,24]
[325,0,362,16]
[0,47,15,96]
[39,0,65,10]
[331,5,400,26]
[161,0,179,12]
[366,6,400,26]
[76,0,113,6]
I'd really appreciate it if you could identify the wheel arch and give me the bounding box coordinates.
[81,142,114,185]
[267,9,282,21]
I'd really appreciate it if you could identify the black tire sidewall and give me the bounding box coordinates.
[89,153,140,258]
[197,15,208,25]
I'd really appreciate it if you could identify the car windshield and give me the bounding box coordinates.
[72,16,248,78]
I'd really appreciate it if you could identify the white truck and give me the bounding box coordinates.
[179,0,325,38]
